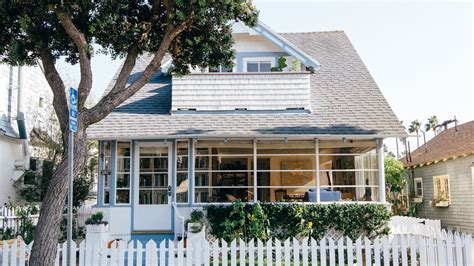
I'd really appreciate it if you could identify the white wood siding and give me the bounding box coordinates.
[171,73,311,112]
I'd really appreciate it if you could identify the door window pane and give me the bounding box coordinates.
[139,146,169,205]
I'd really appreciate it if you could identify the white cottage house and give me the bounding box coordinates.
[87,22,406,242]
[0,63,57,205]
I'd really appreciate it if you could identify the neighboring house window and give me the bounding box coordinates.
[38,97,44,108]
[433,175,450,203]
[209,65,233,73]
[414,177,423,199]
[116,142,131,204]
[30,158,38,171]
[176,140,189,203]
[101,141,112,205]
[139,146,169,204]
[243,57,275,72]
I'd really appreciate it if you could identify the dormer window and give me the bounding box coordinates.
[209,65,233,73]
[243,57,275,72]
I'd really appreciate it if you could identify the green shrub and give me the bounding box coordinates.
[85,211,107,225]
[0,202,38,244]
[185,209,207,233]
[205,202,391,242]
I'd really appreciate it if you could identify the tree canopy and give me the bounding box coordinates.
[0,1,259,264]
[0,0,258,138]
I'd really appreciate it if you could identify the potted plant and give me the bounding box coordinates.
[85,211,108,233]
[430,193,450,208]
[185,210,206,240]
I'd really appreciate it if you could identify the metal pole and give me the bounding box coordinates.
[67,131,74,265]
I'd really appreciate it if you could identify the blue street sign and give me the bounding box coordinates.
[69,87,78,110]
[69,87,78,132]
[69,109,77,119]
[69,118,77,132]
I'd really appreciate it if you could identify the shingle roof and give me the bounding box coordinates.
[403,121,474,167]
[87,31,406,139]
[0,117,19,138]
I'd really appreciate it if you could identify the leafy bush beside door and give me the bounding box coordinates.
[205,201,391,242]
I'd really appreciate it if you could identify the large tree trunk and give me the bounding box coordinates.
[29,130,88,266]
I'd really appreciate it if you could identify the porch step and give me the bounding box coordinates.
[132,230,173,235]
[131,231,175,245]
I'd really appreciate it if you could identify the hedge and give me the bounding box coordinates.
[205,201,391,242]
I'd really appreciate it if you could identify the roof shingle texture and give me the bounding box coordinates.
[403,121,474,167]
[87,31,406,139]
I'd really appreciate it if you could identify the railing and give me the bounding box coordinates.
[1,233,471,265]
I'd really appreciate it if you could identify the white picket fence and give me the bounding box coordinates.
[1,232,472,266]
[0,205,95,233]
[391,216,441,231]
[390,216,447,239]
[0,206,39,233]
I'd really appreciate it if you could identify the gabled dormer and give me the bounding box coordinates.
[171,21,320,114]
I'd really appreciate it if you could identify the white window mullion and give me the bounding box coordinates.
[315,138,320,203]
[253,139,258,203]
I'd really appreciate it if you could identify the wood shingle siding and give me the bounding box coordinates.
[415,155,474,234]
[171,73,311,112]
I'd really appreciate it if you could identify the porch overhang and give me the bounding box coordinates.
[88,133,406,141]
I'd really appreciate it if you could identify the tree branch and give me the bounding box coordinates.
[83,18,192,126]
[38,47,69,141]
[56,11,92,109]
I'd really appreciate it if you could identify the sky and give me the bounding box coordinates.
[57,1,473,151]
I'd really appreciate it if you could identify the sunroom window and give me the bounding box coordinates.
[101,141,112,205]
[191,139,380,203]
[176,140,189,203]
[194,140,254,203]
[116,142,131,204]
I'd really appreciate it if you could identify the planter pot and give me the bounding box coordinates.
[435,201,450,208]
[86,223,109,233]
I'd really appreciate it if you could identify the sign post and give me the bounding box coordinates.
[67,87,78,265]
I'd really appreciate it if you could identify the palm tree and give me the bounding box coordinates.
[408,120,422,148]
[425,115,439,136]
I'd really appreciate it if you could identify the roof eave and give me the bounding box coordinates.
[87,133,407,141]
[253,21,321,72]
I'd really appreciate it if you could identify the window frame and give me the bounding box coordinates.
[175,140,190,204]
[433,174,451,204]
[414,177,423,201]
[243,57,276,72]
[137,143,171,205]
[101,141,112,206]
[190,139,380,204]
